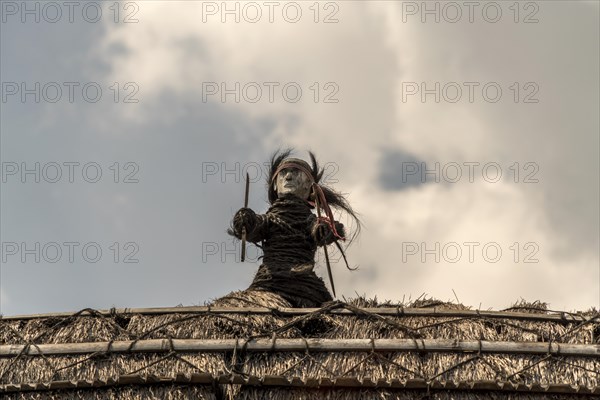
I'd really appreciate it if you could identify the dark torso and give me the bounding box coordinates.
[249,194,333,307]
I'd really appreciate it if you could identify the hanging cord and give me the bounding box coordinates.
[311,182,345,241]
[314,186,336,297]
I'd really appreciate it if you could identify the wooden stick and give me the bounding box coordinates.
[1,338,598,358]
[241,172,250,262]
[314,185,335,297]
[2,373,599,395]
[2,306,593,323]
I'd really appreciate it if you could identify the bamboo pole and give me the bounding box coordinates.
[1,338,598,358]
[1,373,599,395]
[2,306,593,323]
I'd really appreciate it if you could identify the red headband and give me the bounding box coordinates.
[271,162,315,184]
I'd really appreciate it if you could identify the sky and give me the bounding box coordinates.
[1,0,598,316]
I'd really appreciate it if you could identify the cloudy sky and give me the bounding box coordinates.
[1,1,598,316]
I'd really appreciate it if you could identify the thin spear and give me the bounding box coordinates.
[241,172,249,262]
[314,188,336,297]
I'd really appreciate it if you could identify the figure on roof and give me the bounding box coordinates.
[225,149,361,308]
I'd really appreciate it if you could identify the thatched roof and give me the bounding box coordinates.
[1,291,599,399]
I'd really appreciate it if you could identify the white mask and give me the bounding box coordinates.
[275,167,312,200]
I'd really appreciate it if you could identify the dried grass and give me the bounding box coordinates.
[3,385,216,400]
[1,296,598,399]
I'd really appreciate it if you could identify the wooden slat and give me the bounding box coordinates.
[1,373,598,395]
[2,306,593,323]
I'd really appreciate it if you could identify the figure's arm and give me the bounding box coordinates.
[229,208,269,243]
[311,218,345,246]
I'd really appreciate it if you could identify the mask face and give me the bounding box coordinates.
[275,167,312,199]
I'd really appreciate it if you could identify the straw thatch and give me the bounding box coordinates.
[1,294,598,399]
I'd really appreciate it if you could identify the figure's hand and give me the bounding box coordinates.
[233,207,257,237]
[312,220,345,245]
[313,222,330,245]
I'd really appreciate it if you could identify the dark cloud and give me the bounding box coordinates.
[378,149,427,191]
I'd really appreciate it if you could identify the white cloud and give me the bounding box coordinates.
[342,179,596,309]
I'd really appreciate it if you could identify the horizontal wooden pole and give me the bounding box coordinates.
[1,373,599,395]
[2,306,593,323]
[1,339,598,358]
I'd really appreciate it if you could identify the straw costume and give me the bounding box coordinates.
[226,149,360,308]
